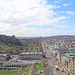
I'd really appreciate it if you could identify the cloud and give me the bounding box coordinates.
[63,4,70,7]
[54,0,61,3]
[54,25,70,28]
[0,0,65,27]
[58,11,75,16]
[0,25,74,37]
[66,11,75,16]
[0,0,73,36]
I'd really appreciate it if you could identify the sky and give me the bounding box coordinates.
[0,0,75,37]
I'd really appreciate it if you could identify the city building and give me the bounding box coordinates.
[20,52,43,60]
[61,53,75,75]
[0,54,10,61]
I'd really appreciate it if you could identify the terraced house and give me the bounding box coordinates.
[61,53,75,75]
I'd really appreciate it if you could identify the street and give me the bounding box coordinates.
[41,42,62,75]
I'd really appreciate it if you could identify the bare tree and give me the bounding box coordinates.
[31,64,36,75]
[41,58,48,67]
[44,65,53,75]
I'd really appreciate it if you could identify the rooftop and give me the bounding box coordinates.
[22,52,43,55]
[0,54,7,56]
[64,53,75,58]
[68,48,75,50]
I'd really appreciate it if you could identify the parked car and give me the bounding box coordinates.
[61,68,64,72]
[55,65,59,71]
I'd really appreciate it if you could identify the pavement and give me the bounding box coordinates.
[23,67,28,75]
[29,65,34,75]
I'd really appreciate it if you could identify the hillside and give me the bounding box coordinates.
[0,35,22,54]
[0,35,22,46]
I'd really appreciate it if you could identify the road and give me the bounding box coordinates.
[7,55,19,63]
[41,42,62,75]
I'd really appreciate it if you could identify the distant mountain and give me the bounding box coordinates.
[17,35,75,39]
[0,35,22,46]
[17,37,40,39]
[50,35,75,38]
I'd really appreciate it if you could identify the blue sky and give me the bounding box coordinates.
[0,0,75,37]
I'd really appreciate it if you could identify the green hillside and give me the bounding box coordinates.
[0,44,11,50]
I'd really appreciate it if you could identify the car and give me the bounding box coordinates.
[56,68,59,71]
[61,68,64,72]
[55,65,59,71]
[27,59,30,61]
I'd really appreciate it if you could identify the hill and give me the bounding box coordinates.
[0,35,22,47]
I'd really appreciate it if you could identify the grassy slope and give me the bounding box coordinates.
[35,64,43,71]
[34,64,44,75]
[26,67,31,75]
[0,68,19,75]
[0,44,11,50]
[21,68,25,75]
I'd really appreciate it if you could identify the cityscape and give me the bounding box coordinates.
[0,0,75,75]
[0,35,75,75]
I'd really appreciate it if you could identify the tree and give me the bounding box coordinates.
[41,58,48,67]
[31,64,36,75]
[44,65,53,75]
